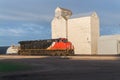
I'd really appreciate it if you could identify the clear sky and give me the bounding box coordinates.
[0,0,120,46]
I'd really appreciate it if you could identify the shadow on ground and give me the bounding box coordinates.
[0,56,120,80]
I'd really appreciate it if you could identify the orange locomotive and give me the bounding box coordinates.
[47,38,74,50]
[18,38,74,55]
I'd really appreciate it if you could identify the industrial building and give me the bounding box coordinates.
[52,7,99,55]
[14,7,120,55]
[98,35,120,55]
[6,45,19,54]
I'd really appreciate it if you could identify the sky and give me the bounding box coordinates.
[0,0,120,46]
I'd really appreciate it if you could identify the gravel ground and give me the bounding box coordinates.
[0,55,120,80]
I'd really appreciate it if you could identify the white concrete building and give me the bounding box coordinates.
[52,7,99,55]
[98,35,120,55]
[6,45,19,54]
[52,7,72,38]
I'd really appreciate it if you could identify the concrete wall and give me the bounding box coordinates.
[118,41,120,54]
[98,35,120,55]
[68,13,99,55]
[68,17,91,54]
[98,39,118,55]
[51,17,67,39]
[91,13,100,54]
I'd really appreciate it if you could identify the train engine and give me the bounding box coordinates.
[18,38,74,56]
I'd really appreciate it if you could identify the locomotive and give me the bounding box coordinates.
[18,38,74,56]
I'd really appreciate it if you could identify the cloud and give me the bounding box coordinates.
[0,28,25,36]
[0,22,51,46]
[0,23,50,37]
[0,10,52,22]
